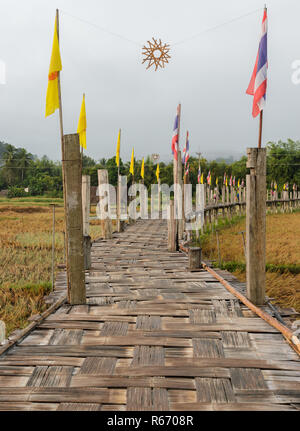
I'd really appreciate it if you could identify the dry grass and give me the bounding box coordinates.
[232,270,300,313]
[0,202,103,336]
[202,212,300,312]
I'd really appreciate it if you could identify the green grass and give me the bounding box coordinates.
[0,196,64,206]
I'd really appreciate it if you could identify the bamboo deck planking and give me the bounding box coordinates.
[0,219,299,411]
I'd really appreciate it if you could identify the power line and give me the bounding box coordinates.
[60,6,263,48]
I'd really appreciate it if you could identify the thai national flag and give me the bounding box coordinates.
[197,166,201,184]
[207,170,211,185]
[171,105,180,161]
[185,162,189,176]
[182,131,189,165]
[246,8,268,117]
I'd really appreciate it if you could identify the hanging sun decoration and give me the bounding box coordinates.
[142,38,171,71]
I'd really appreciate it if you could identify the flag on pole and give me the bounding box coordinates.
[238,179,240,188]
[182,131,190,165]
[185,162,189,176]
[141,157,144,179]
[130,148,134,175]
[77,94,86,149]
[197,166,201,184]
[156,164,160,182]
[246,8,268,118]
[229,176,232,187]
[207,171,211,185]
[116,129,121,167]
[233,176,236,187]
[171,105,180,161]
[45,15,62,117]
[226,177,228,187]
[200,173,204,184]
[216,177,218,186]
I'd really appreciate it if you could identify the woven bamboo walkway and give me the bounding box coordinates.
[0,219,299,411]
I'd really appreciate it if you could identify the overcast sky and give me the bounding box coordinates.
[0,0,299,162]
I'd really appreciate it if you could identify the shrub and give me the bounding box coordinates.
[7,186,26,198]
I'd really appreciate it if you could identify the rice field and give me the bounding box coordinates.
[201,211,300,312]
[0,199,103,336]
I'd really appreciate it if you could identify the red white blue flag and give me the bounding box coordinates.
[182,131,190,166]
[246,8,268,118]
[197,166,201,184]
[171,105,180,161]
[185,162,189,176]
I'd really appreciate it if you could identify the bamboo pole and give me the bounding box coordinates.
[64,133,86,305]
[56,9,69,283]
[50,204,56,291]
[201,262,300,357]
[117,129,121,232]
[246,148,266,305]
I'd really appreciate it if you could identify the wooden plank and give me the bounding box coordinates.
[230,368,268,391]
[26,366,73,387]
[57,403,101,411]
[193,339,224,358]
[195,378,235,403]
[79,357,117,375]
[0,388,126,404]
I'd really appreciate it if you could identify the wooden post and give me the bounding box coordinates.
[168,200,177,252]
[82,175,90,237]
[177,150,183,240]
[97,169,113,239]
[64,134,86,305]
[0,321,5,345]
[158,178,161,215]
[82,175,91,270]
[50,204,56,291]
[189,247,202,271]
[246,148,266,305]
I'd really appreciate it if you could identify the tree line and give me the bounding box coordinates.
[0,139,299,198]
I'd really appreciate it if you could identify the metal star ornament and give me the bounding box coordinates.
[142,38,171,71]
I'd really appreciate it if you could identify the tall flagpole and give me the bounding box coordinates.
[56,9,68,267]
[117,129,121,232]
[174,103,181,218]
[258,110,263,149]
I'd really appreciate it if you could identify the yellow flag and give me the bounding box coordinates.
[141,157,144,179]
[216,177,218,186]
[226,177,228,187]
[130,148,134,175]
[45,15,62,117]
[156,164,160,182]
[238,179,240,188]
[116,129,121,167]
[200,173,204,184]
[77,94,86,149]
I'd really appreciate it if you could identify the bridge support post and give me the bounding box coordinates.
[168,200,178,252]
[0,321,5,345]
[82,175,91,270]
[246,147,266,306]
[189,247,202,271]
[97,169,113,239]
[177,150,184,240]
[64,134,86,305]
